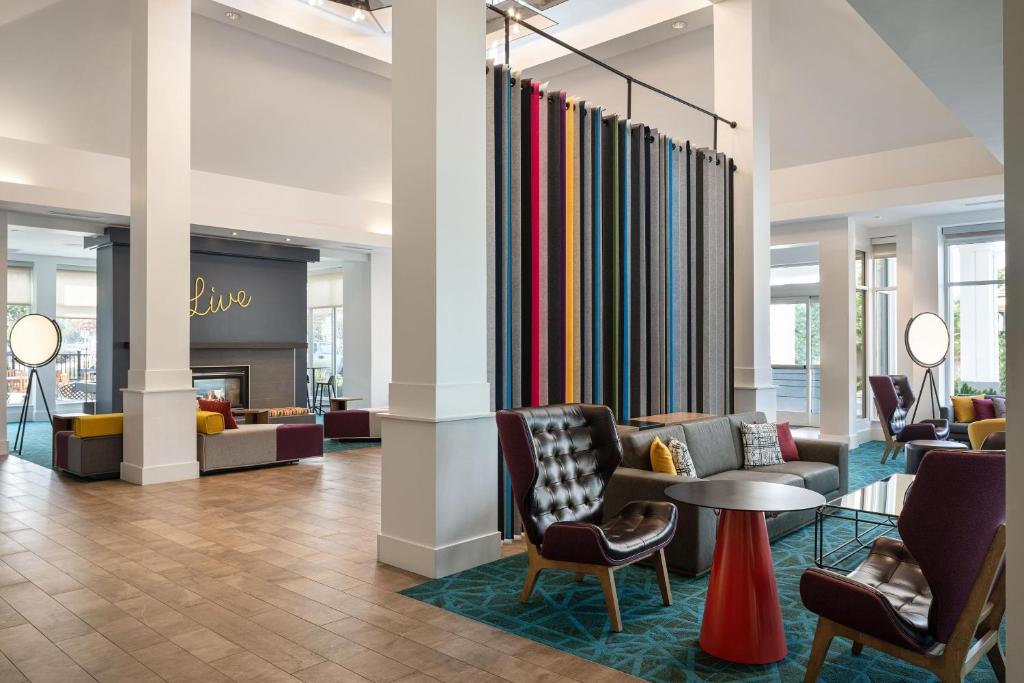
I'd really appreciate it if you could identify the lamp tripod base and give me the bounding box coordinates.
[909,367,942,424]
[12,368,52,456]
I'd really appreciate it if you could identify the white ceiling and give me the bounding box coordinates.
[846,0,1003,162]
[8,225,96,260]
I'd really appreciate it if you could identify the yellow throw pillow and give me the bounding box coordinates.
[951,395,983,423]
[196,410,226,435]
[73,413,123,438]
[650,436,677,475]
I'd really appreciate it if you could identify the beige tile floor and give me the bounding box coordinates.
[0,447,638,682]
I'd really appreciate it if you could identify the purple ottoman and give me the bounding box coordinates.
[276,423,324,461]
[324,410,370,440]
[55,431,72,470]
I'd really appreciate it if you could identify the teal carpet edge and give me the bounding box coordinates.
[401,441,1003,682]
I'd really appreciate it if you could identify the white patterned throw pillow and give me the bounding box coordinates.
[740,422,784,468]
[668,438,697,478]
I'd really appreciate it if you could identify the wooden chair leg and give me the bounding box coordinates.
[597,567,623,633]
[891,443,904,461]
[654,549,672,606]
[520,562,542,604]
[804,618,835,683]
[880,441,892,464]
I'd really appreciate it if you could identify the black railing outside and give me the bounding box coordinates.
[772,365,821,414]
[6,351,96,404]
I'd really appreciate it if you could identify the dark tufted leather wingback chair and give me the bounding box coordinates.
[801,450,1006,682]
[870,375,950,464]
[496,404,678,632]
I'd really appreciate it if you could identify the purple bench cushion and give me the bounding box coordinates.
[55,430,72,469]
[276,423,324,461]
[323,410,370,439]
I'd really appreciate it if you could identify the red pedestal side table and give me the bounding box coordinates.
[665,480,825,664]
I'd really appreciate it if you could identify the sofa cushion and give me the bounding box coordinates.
[728,412,766,463]
[683,418,741,478]
[197,424,277,472]
[267,407,312,418]
[740,421,785,468]
[196,411,225,435]
[993,396,1007,418]
[757,461,839,496]
[950,395,982,423]
[972,398,996,421]
[74,413,123,438]
[703,469,803,488]
[198,398,239,429]
[619,425,687,470]
[649,437,676,475]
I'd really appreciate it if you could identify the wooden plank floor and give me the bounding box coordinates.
[0,448,638,682]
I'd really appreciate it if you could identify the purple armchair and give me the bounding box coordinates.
[801,450,1006,682]
[870,375,950,464]
[496,404,678,632]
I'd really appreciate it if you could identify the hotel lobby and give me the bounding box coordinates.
[0,0,1019,681]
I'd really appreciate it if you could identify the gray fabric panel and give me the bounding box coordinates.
[687,146,699,411]
[538,86,548,405]
[67,436,122,477]
[757,461,839,496]
[650,130,662,414]
[573,101,583,403]
[704,151,728,414]
[511,71,522,408]
[618,424,688,470]
[582,104,593,403]
[682,416,742,478]
[703,469,803,488]
[672,141,686,412]
[486,63,496,411]
[637,125,648,419]
[197,425,278,472]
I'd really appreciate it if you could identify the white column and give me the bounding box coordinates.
[379,0,499,578]
[31,259,57,422]
[0,213,6,456]
[369,250,392,409]
[817,219,856,441]
[121,0,198,485]
[910,219,943,419]
[1003,0,1023,671]
[714,0,776,416]
[341,260,371,408]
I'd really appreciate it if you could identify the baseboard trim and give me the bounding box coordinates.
[378,530,501,579]
[120,460,200,486]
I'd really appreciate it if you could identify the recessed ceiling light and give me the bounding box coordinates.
[672,20,687,30]
[231,231,238,236]
[224,11,241,20]
[307,0,323,6]
[285,238,292,242]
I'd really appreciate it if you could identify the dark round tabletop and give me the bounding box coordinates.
[664,480,826,513]
[906,439,968,450]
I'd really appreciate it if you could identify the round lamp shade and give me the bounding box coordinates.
[905,312,949,368]
[9,314,61,368]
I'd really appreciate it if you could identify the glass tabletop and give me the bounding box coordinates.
[825,473,915,517]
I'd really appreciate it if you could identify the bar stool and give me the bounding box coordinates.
[313,375,338,415]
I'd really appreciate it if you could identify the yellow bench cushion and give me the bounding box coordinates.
[73,413,123,438]
[196,411,226,435]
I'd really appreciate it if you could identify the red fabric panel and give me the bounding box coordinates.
[323,410,370,439]
[55,430,72,469]
[776,422,799,461]
[197,398,238,429]
[275,424,324,461]
[972,398,996,420]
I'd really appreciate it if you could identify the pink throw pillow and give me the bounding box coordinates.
[776,422,799,462]
[972,398,996,421]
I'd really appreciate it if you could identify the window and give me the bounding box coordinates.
[770,298,820,424]
[307,272,344,385]
[872,244,898,376]
[945,234,1005,395]
[6,266,32,406]
[770,264,820,287]
[55,269,97,405]
[855,250,867,418]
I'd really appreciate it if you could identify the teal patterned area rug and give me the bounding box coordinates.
[402,441,1002,682]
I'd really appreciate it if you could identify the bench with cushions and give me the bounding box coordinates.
[604,411,848,576]
[54,413,124,479]
[196,409,324,473]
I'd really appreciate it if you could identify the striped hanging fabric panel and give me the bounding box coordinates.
[486,63,735,538]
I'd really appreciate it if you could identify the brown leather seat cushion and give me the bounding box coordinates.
[847,536,932,637]
[542,500,678,566]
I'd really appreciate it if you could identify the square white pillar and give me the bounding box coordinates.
[121,0,198,485]
[0,212,7,456]
[379,0,499,578]
[714,0,776,416]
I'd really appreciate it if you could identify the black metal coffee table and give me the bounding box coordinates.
[815,473,915,571]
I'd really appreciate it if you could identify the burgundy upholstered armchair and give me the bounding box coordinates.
[801,450,1006,682]
[495,404,678,632]
[870,374,950,464]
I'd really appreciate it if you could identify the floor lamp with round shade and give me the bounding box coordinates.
[8,314,61,455]
[904,312,949,422]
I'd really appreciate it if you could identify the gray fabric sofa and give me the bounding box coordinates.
[604,411,848,576]
[940,395,1005,444]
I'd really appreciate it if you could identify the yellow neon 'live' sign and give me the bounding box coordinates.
[189,275,254,317]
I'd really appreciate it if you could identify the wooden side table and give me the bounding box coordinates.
[231,409,270,425]
[328,396,364,412]
[630,411,717,426]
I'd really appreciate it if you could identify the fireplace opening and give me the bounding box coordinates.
[192,366,249,408]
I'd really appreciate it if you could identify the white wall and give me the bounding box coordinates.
[369,250,392,408]
[526,27,716,148]
[340,260,371,409]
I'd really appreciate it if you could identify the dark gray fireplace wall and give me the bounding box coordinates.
[91,229,318,411]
